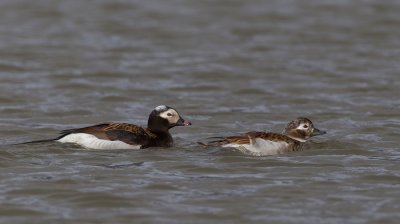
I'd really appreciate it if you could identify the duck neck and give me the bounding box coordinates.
[147,116,173,147]
[148,116,170,132]
[284,130,307,142]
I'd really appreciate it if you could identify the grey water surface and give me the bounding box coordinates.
[1,0,400,223]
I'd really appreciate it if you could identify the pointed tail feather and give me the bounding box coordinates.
[197,141,209,147]
[14,133,69,145]
[205,136,226,140]
[197,141,221,147]
[14,139,56,145]
[197,137,228,147]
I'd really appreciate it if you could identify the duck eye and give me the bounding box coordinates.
[167,113,172,117]
[303,125,308,128]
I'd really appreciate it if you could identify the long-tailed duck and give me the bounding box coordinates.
[202,117,325,156]
[22,105,191,149]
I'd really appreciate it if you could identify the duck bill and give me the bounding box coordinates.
[312,128,326,136]
[175,117,192,126]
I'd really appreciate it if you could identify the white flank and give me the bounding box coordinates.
[57,133,141,150]
[222,138,289,156]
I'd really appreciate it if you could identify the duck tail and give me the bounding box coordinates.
[14,133,69,145]
[197,137,226,147]
[15,138,56,145]
[197,141,210,147]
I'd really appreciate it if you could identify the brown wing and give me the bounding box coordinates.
[208,131,295,146]
[246,131,296,143]
[59,122,153,146]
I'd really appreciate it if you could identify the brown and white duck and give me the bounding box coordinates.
[23,105,191,149]
[203,117,325,156]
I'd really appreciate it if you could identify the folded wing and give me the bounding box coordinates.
[59,122,152,146]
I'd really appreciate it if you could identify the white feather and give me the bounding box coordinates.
[155,105,167,111]
[222,138,289,156]
[159,109,179,124]
[57,133,141,150]
[287,136,307,142]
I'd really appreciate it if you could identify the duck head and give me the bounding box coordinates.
[148,105,192,132]
[283,117,326,142]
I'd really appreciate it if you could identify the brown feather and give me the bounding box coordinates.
[218,131,297,145]
[60,123,112,140]
[207,131,303,154]
[60,122,157,147]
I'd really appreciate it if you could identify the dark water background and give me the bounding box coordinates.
[1,1,399,223]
